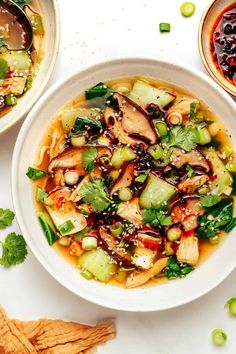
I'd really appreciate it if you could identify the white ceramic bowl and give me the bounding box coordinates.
[0,0,60,134]
[12,58,236,312]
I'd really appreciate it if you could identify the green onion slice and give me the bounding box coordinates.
[224,297,236,316]
[211,329,227,346]
[180,2,196,17]
[159,23,171,33]
[110,222,124,236]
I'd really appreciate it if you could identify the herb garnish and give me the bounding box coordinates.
[0,233,27,267]
[166,126,200,152]
[79,178,111,212]
[200,195,221,208]
[165,256,193,279]
[82,147,98,173]
[0,208,15,229]
[26,167,49,180]
[142,202,173,227]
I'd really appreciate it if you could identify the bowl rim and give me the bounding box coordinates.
[12,57,236,312]
[198,0,236,97]
[0,0,61,135]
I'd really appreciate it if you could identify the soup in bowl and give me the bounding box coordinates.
[12,59,236,311]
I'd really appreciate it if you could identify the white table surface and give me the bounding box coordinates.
[1,0,236,353]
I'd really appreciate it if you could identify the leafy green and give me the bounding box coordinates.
[82,147,98,173]
[85,82,113,107]
[135,170,149,183]
[186,165,195,178]
[142,203,173,227]
[190,102,197,121]
[200,195,221,208]
[197,198,236,239]
[72,116,102,135]
[166,126,200,152]
[0,208,15,229]
[26,167,49,180]
[0,58,8,80]
[74,227,92,241]
[165,256,194,279]
[79,179,111,212]
[0,233,27,267]
[206,139,221,149]
[12,0,31,8]
[35,187,48,203]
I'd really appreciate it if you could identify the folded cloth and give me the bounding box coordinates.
[0,307,115,354]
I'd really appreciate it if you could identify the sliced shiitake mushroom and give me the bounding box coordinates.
[110,162,135,195]
[170,148,210,172]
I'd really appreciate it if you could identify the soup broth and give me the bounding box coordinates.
[30,76,236,289]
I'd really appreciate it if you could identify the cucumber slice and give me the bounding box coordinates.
[140,173,177,208]
[129,80,175,108]
[59,107,101,133]
[202,147,233,196]
[0,51,32,72]
[38,211,57,245]
[77,248,117,283]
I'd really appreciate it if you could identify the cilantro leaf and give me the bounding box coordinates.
[0,208,15,229]
[186,164,195,178]
[82,147,98,173]
[79,179,111,212]
[197,198,236,239]
[0,233,27,267]
[142,203,173,227]
[26,167,49,180]
[135,170,149,183]
[200,195,221,208]
[165,256,193,279]
[166,126,200,152]
[35,187,48,203]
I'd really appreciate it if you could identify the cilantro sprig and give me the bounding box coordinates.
[142,203,173,227]
[0,233,27,267]
[82,147,98,173]
[79,178,111,212]
[0,208,15,229]
[165,126,200,152]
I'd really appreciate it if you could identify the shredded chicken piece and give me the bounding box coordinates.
[0,307,115,354]
[168,97,200,115]
[178,175,209,193]
[117,198,142,225]
[126,257,168,288]
[35,145,49,167]
[177,235,199,265]
[49,123,66,161]
[0,77,27,96]
[54,169,65,186]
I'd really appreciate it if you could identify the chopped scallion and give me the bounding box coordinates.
[224,297,236,316]
[211,329,227,346]
[180,2,196,17]
[159,23,171,33]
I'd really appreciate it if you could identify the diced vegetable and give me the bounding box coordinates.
[26,166,49,180]
[199,127,211,145]
[64,170,80,185]
[71,135,86,147]
[226,161,236,172]
[202,147,232,195]
[80,269,94,280]
[129,80,175,108]
[77,248,117,283]
[85,82,113,107]
[0,51,31,72]
[140,173,177,208]
[148,144,164,160]
[159,23,171,33]
[5,94,17,106]
[38,211,57,245]
[82,236,98,250]
[211,329,227,346]
[60,107,101,133]
[58,220,75,236]
[155,121,168,137]
[167,227,182,241]
[111,146,136,168]
[118,187,132,202]
[58,237,71,247]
